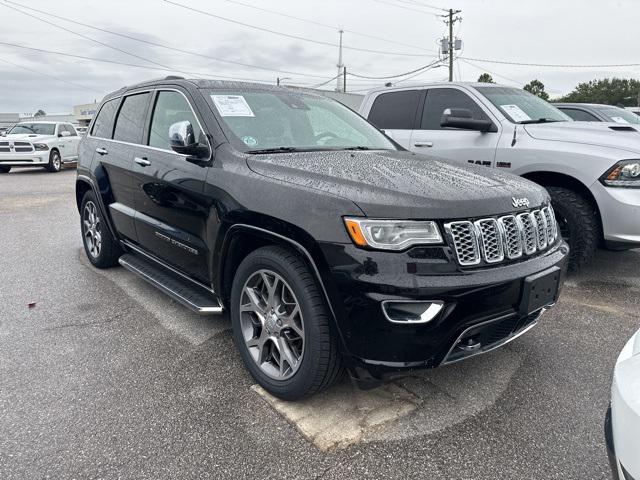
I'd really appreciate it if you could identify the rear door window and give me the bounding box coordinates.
[421,88,490,130]
[91,99,118,139]
[113,92,151,144]
[367,90,422,130]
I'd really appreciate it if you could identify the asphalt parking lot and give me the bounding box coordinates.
[1,167,638,480]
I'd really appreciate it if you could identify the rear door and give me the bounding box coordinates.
[411,87,501,167]
[65,124,80,158]
[366,89,424,149]
[131,88,211,282]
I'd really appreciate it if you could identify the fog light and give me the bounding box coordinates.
[382,301,444,324]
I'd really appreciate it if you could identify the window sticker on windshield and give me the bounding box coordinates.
[611,116,630,124]
[242,135,258,147]
[500,104,531,122]
[211,95,255,117]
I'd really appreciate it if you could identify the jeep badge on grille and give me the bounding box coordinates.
[512,197,530,208]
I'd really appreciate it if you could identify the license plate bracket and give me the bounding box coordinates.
[520,266,561,315]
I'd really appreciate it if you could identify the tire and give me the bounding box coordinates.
[45,149,62,172]
[80,190,122,268]
[547,186,599,271]
[230,245,342,400]
[0,166,10,173]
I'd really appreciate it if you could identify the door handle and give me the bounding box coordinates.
[414,141,433,148]
[95,147,108,155]
[134,157,151,167]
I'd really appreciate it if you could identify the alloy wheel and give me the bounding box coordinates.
[83,201,102,258]
[52,152,61,171]
[239,269,305,380]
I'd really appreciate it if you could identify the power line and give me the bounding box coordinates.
[0,0,332,79]
[0,2,178,72]
[347,62,439,79]
[161,0,431,57]
[380,0,447,12]
[371,0,443,15]
[310,74,341,89]
[458,58,523,86]
[217,0,438,53]
[0,57,102,93]
[459,55,640,68]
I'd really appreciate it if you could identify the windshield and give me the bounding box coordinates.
[205,90,397,152]
[9,123,56,135]
[475,86,571,124]
[595,106,640,124]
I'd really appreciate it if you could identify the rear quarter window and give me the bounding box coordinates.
[91,99,119,139]
[367,90,422,130]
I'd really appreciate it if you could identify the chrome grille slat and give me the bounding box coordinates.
[445,206,558,267]
[444,221,480,266]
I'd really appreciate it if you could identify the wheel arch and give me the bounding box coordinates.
[216,221,350,353]
[75,174,118,240]
[521,170,603,233]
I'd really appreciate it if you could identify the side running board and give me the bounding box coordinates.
[118,253,223,315]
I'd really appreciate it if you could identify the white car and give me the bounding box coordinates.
[0,121,80,173]
[359,83,640,270]
[607,327,640,480]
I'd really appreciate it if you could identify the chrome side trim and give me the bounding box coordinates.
[119,256,222,315]
[439,308,547,366]
[121,240,215,294]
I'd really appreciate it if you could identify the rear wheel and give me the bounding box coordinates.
[230,246,342,400]
[0,166,10,173]
[45,150,61,173]
[80,190,121,268]
[547,186,599,271]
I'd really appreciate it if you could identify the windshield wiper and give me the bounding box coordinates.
[519,118,565,125]
[342,146,372,151]
[248,147,305,154]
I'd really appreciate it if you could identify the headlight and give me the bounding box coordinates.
[33,143,49,151]
[601,160,640,187]
[344,218,443,251]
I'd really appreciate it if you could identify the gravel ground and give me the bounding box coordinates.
[1,167,636,479]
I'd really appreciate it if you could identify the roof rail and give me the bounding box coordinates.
[164,75,185,80]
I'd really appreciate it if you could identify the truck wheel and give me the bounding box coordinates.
[80,190,121,268]
[230,246,342,400]
[0,166,10,173]
[45,150,62,172]
[547,186,599,271]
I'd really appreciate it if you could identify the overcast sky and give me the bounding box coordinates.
[0,0,638,114]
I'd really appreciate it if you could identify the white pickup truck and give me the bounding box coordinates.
[359,83,640,269]
[0,121,80,173]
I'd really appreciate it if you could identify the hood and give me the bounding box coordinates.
[5,133,55,142]
[247,150,547,219]
[524,121,640,154]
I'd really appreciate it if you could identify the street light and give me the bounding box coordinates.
[277,77,291,86]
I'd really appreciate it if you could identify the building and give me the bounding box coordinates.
[73,102,100,126]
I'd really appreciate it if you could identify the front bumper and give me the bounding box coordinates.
[591,181,640,246]
[609,330,640,480]
[0,151,49,166]
[320,239,569,377]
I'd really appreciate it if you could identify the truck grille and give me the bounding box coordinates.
[0,141,34,153]
[444,206,558,266]
[0,141,9,153]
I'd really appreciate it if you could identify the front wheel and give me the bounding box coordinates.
[45,150,62,173]
[80,190,121,268]
[230,246,342,400]
[547,186,599,271]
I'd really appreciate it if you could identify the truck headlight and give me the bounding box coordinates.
[601,160,640,187]
[344,218,442,251]
[33,143,49,151]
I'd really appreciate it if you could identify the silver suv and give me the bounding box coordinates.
[359,82,640,269]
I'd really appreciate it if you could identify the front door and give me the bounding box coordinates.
[132,89,211,282]
[410,87,501,168]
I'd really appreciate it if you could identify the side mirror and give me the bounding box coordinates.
[441,108,495,132]
[169,121,209,159]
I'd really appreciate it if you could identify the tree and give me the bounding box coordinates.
[556,78,640,106]
[523,80,549,101]
[34,109,46,117]
[477,73,494,83]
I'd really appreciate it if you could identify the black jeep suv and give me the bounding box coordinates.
[76,77,569,399]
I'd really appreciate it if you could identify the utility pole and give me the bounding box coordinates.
[336,29,344,92]
[443,9,462,82]
[343,66,347,93]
